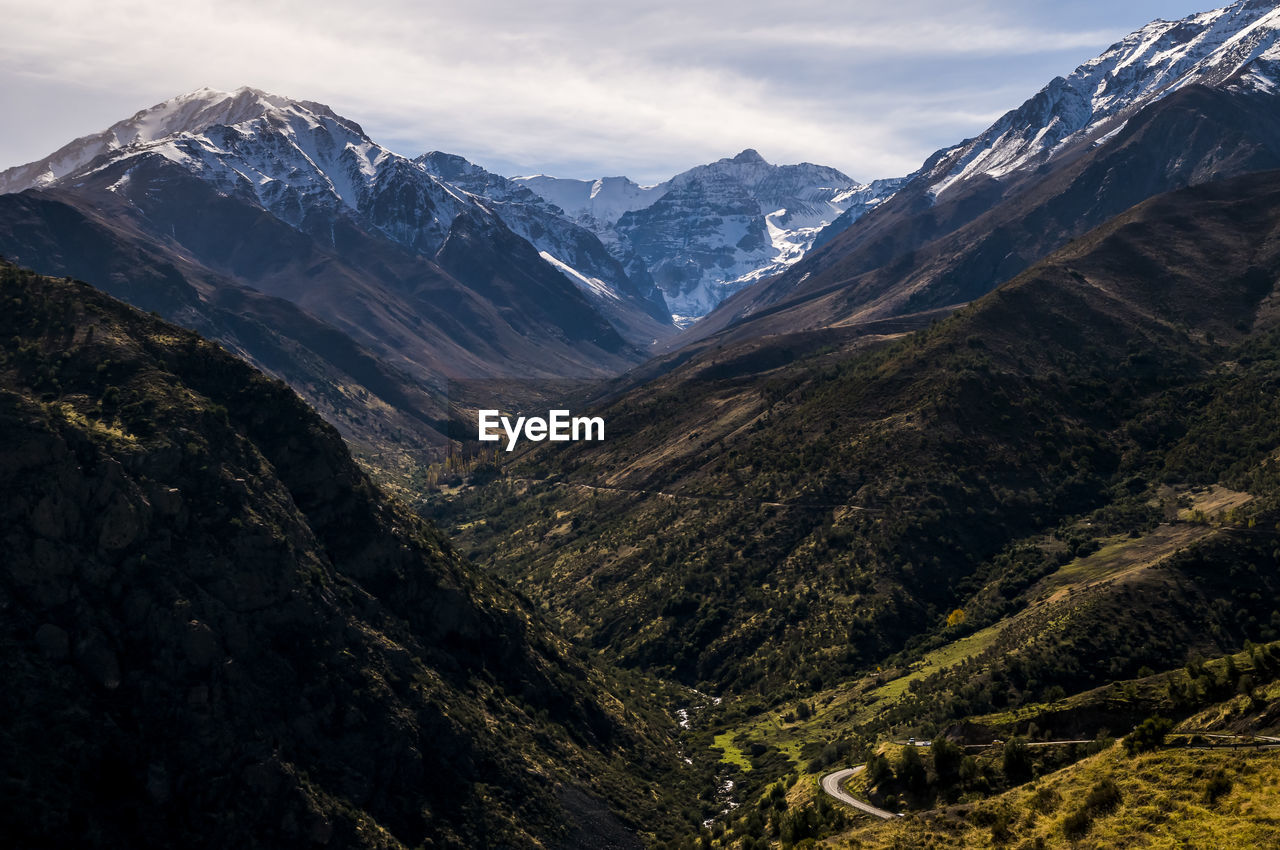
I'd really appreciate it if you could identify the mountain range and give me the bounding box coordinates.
[0,88,680,485]
[0,86,901,481]
[517,152,904,322]
[0,86,659,363]
[8,0,1280,847]
[430,0,1280,842]
[684,0,1280,348]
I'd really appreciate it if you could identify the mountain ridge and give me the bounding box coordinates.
[514,151,904,320]
[0,260,698,848]
[415,151,672,338]
[0,87,676,352]
[921,0,1280,200]
[684,0,1280,348]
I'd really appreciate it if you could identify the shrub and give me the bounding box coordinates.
[1083,777,1122,814]
[1031,784,1060,814]
[1203,769,1233,805]
[1124,716,1173,755]
[1062,807,1092,839]
[1060,777,1121,840]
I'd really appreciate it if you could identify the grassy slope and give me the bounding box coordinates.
[695,490,1280,774]
[684,641,1280,849]
[834,745,1280,849]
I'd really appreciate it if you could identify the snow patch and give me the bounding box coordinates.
[1092,119,1130,147]
[539,251,620,301]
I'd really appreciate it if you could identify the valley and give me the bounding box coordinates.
[6,2,1280,848]
[432,165,1280,844]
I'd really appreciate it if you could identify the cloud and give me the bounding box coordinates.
[0,0,1196,182]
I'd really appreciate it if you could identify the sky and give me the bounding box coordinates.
[0,0,1219,184]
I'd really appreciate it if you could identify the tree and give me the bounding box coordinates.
[866,753,894,789]
[959,755,981,786]
[932,738,964,785]
[1124,715,1173,756]
[1002,737,1033,784]
[898,745,927,795]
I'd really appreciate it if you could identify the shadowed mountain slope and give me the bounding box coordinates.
[0,190,453,479]
[0,262,689,849]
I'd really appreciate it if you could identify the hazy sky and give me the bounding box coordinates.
[0,0,1217,183]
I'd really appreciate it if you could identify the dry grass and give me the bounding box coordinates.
[823,744,1280,849]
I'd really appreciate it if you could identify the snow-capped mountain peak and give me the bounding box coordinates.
[414,151,672,328]
[0,86,491,254]
[1,86,895,327]
[1,88,676,345]
[514,150,901,321]
[0,86,366,195]
[513,174,666,232]
[926,0,1280,198]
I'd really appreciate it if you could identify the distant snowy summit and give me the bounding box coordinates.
[0,86,902,327]
[0,86,675,342]
[924,0,1280,199]
[414,151,668,324]
[695,0,1280,343]
[0,86,473,251]
[514,150,904,322]
[0,87,327,195]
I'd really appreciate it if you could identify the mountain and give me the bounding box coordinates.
[0,87,306,195]
[0,188,457,489]
[922,0,1280,200]
[516,151,904,321]
[690,0,1280,345]
[0,260,703,848]
[0,88,666,388]
[414,151,672,342]
[434,168,1280,699]
[0,87,475,251]
[515,175,665,235]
